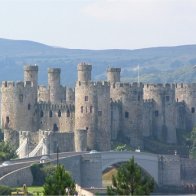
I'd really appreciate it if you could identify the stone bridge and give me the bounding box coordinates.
[0,151,184,188]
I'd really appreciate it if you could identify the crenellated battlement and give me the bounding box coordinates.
[175,83,196,90]
[111,82,143,89]
[38,102,75,112]
[144,83,175,90]
[77,62,92,71]
[76,81,110,88]
[1,80,35,89]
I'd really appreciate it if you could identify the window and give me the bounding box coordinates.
[138,95,140,101]
[19,94,23,103]
[81,106,84,113]
[85,96,88,101]
[28,104,31,110]
[192,107,195,113]
[155,110,159,117]
[6,116,9,124]
[40,111,44,117]
[98,111,102,116]
[125,111,129,118]
[90,106,93,113]
[58,110,61,117]
[67,110,70,117]
[166,96,170,102]
[49,110,53,117]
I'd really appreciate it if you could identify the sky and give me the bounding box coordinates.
[0,0,196,49]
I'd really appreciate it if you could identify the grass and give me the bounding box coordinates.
[16,186,44,196]
[102,167,117,187]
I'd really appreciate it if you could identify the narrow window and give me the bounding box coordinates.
[40,111,44,117]
[28,104,31,110]
[125,111,129,118]
[53,123,58,132]
[19,94,23,103]
[166,96,170,102]
[58,110,61,117]
[81,106,83,113]
[90,106,93,113]
[49,110,53,117]
[98,111,102,116]
[155,110,159,117]
[67,110,70,117]
[192,107,195,113]
[85,96,88,101]
[6,116,9,124]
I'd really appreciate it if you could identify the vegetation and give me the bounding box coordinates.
[0,141,17,161]
[0,185,17,195]
[114,144,132,151]
[189,127,196,158]
[107,158,154,195]
[31,163,55,186]
[43,164,76,195]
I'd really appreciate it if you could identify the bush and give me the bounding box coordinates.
[31,163,55,186]
[0,185,17,195]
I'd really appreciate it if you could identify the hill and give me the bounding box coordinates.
[0,38,196,85]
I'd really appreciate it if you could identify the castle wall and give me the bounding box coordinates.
[96,81,111,151]
[110,82,144,148]
[38,86,49,102]
[175,83,196,130]
[39,130,74,153]
[144,84,176,143]
[66,87,75,104]
[38,103,75,133]
[111,101,122,140]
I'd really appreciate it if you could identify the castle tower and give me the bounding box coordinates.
[77,62,92,82]
[75,81,98,150]
[48,68,62,103]
[24,65,38,89]
[75,129,87,152]
[107,68,121,83]
[143,84,176,143]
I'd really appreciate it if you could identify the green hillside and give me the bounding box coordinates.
[0,38,196,85]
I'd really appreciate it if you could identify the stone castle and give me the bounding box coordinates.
[1,63,196,157]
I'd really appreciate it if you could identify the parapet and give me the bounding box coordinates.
[38,102,75,112]
[77,62,92,71]
[1,81,34,89]
[107,68,121,72]
[48,68,61,73]
[24,64,38,71]
[144,83,175,90]
[111,82,144,89]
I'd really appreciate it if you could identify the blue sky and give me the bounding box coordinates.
[0,0,196,49]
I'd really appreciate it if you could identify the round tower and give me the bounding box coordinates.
[75,81,98,150]
[74,129,87,152]
[77,62,92,81]
[107,68,121,83]
[48,68,61,103]
[24,65,38,89]
[66,88,75,104]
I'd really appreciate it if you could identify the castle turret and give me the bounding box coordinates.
[77,63,92,81]
[107,68,121,83]
[75,81,98,150]
[48,68,62,103]
[24,65,38,89]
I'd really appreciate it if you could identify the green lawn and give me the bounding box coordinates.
[16,186,44,196]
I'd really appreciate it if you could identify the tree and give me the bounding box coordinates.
[0,141,17,161]
[189,127,196,158]
[43,164,76,195]
[107,158,154,195]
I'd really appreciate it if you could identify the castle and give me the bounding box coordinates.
[1,63,196,157]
